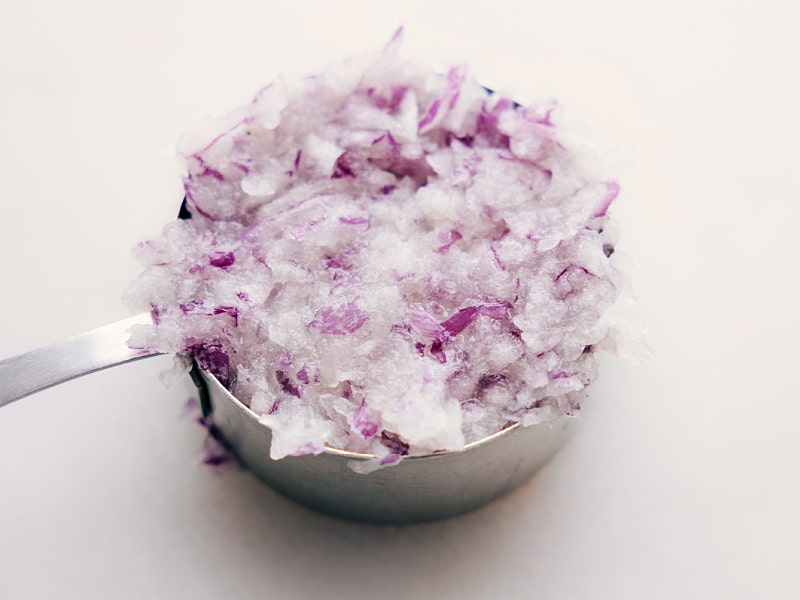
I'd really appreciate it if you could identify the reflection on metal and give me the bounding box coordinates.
[0,313,161,408]
[197,367,574,524]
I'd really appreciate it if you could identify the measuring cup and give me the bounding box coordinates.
[0,313,573,523]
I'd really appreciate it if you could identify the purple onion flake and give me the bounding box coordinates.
[380,431,410,456]
[339,216,370,231]
[441,306,481,337]
[209,251,235,269]
[353,400,379,438]
[296,367,310,385]
[309,300,369,335]
[213,305,239,327]
[593,181,620,218]
[435,229,462,253]
[187,341,230,387]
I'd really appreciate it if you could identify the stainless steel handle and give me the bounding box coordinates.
[0,313,163,408]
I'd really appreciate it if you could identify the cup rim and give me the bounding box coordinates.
[201,367,522,462]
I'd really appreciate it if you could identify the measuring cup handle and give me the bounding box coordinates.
[0,313,163,408]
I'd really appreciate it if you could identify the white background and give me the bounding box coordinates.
[1,1,798,598]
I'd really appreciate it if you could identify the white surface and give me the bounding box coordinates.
[1,1,798,598]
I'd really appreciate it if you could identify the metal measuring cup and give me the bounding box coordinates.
[0,313,572,523]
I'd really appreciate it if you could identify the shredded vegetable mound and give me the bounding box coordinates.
[126,33,629,467]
